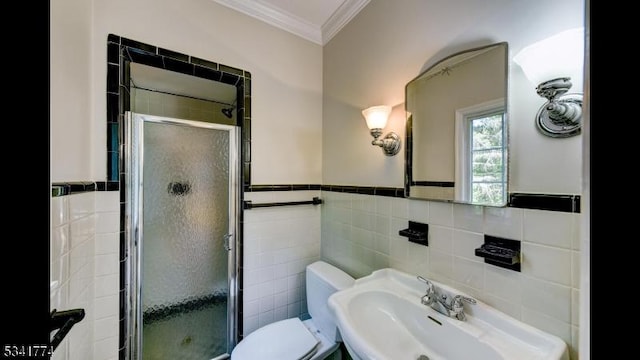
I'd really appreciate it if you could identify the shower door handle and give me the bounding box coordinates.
[223,233,233,251]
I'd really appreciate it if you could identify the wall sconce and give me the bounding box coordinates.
[362,105,401,156]
[513,28,584,138]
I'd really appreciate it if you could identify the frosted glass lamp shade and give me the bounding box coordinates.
[513,28,584,86]
[362,105,392,129]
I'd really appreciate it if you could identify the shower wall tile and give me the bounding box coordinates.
[320,190,580,358]
[51,192,96,360]
[242,190,321,337]
[93,191,120,360]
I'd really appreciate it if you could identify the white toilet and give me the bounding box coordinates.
[231,261,355,360]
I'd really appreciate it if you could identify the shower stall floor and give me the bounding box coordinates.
[142,300,228,360]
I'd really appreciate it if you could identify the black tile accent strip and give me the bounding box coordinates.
[121,38,156,54]
[245,184,322,192]
[509,193,580,213]
[157,47,190,62]
[321,185,405,198]
[52,181,118,197]
[411,181,455,187]
[96,181,120,191]
[143,292,227,324]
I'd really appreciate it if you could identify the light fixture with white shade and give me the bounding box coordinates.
[513,27,584,138]
[362,105,401,156]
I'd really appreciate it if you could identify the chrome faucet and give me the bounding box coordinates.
[417,276,476,321]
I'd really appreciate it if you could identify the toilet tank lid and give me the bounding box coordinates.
[307,261,354,290]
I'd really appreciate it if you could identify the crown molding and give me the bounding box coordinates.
[322,0,370,44]
[212,0,370,45]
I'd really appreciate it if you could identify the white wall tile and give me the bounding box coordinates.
[523,209,576,248]
[521,307,572,349]
[94,316,118,340]
[452,230,484,261]
[481,294,521,320]
[571,289,579,326]
[70,216,96,248]
[428,201,453,227]
[571,251,580,289]
[94,191,119,212]
[93,336,119,360]
[570,325,579,360]
[484,207,522,240]
[95,254,119,276]
[484,265,522,304]
[453,204,484,232]
[429,250,452,279]
[390,198,409,219]
[375,196,391,215]
[52,196,70,227]
[52,224,70,259]
[95,211,119,234]
[521,276,571,322]
[452,257,484,290]
[94,294,118,320]
[69,192,95,220]
[95,233,119,255]
[94,274,119,298]
[521,243,571,286]
[273,305,288,322]
[408,199,429,223]
[429,225,453,253]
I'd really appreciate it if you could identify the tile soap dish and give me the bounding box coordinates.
[399,221,429,246]
[475,235,521,272]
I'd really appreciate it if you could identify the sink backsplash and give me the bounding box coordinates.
[320,190,579,359]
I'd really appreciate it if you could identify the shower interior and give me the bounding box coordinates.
[126,63,240,360]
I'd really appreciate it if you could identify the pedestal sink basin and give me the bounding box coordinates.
[328,268,568,360]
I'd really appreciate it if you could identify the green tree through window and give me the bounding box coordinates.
[469,112,506,205]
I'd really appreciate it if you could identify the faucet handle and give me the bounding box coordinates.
[417,276,434,292]
[451,295,476,309]
[417,276,435,305]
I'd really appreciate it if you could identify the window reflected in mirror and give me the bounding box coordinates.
[405,42,508,206]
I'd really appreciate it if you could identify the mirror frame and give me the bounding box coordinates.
[404,42,509,206]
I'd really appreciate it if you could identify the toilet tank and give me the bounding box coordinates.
[306,261,355,342]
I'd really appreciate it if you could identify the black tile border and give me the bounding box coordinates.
[509,193,580,213]
[321,184,580,213]
[321,185,405,198]
[51,182,581,214]
[411,181,455,187]
[106,34,252,185]
[245,184,322,192]
[51,181,118,197]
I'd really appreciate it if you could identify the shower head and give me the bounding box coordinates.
[222,107,234,119]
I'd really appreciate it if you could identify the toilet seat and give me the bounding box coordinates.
[231,318,320,360]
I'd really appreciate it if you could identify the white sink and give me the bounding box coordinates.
[328,268,569,360]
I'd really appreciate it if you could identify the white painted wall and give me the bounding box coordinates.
[50,0,93,182]
[52,0,325,184]
[323,0,585,194]
[88,0,323,185]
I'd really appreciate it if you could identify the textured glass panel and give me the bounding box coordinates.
[141,120,229,359]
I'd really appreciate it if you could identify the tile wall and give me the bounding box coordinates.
[242,190,322,336]
[320,190,581,359]
[50,192,95,360]
[50,190,120,360]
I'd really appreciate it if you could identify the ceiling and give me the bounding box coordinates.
[212,0,371,45]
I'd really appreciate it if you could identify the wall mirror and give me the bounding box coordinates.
[405,42,508,206]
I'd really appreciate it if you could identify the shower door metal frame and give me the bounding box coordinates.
[125,112,240,360]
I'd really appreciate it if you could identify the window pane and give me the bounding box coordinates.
[472,149,503,182]
[472,183,505,206]
[471,114,503,149]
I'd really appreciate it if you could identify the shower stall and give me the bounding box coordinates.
[125,112,239,360]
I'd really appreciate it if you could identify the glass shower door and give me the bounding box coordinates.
[128,112,238,360]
